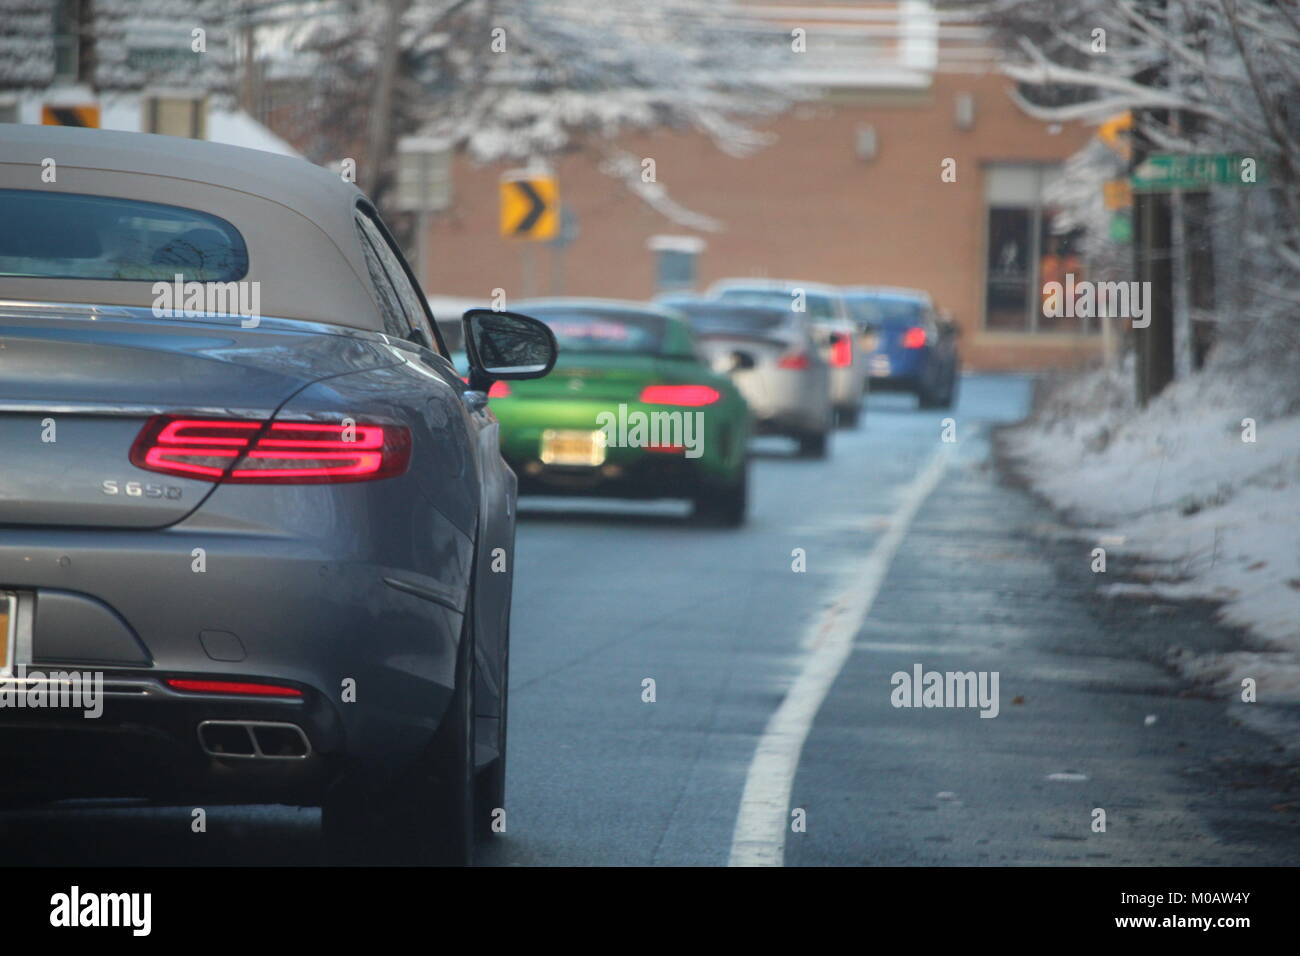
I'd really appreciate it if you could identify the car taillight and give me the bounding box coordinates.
[130,416,411,483]
[777,351,811,370]
[639,385,721,406]
[902,327,927,349]
[830,336,853,367]
[165,678,303,698]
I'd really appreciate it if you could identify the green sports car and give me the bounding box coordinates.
[473,299,752,526]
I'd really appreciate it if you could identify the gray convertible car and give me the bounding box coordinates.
[0,125,557,864]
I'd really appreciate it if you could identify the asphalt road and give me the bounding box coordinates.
[3,374,1297,865]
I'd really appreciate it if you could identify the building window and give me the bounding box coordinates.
[648,236,704,293]
[982,163,1091,334]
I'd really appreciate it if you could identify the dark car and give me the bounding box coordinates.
[0,124,557,864]
[843,287,960,409]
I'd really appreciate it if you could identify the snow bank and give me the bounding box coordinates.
[1003,346,1300,705]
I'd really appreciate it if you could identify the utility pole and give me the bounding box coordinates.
[1168,0,1193,381]
[1131,0,1175,406]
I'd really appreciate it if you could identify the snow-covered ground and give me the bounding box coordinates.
[1002,345,1300,718]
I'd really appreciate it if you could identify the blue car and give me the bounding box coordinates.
[842,287,960,409]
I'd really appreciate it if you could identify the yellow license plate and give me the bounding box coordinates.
[539,429,606,467]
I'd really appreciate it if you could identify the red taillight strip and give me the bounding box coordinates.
[131,416,411,484]
[902,327,927,349]
[258,423,386,449]
[639,385,722,406]
[156,419,261,446]
[165,678,303,698]
[143,445,236,478]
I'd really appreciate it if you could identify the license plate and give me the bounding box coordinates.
[869,355,892,377]
[0,592,13,674]
[539,429,606,467]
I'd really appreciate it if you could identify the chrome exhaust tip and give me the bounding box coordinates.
[197,720,311,759]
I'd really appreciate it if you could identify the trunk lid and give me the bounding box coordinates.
[0,307,396,528]
[510,352,660,402]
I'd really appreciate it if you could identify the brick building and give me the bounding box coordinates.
[417,2,1102,371]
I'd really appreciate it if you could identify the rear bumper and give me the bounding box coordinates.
[511,450,710,500]
[867,375,921,393]
[0,523,465,805]
[733,372,829,438]
[498,398,746,498]
[752,413,824,438]
[0,677,336,804]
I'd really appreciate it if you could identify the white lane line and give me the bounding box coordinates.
[728,443,954,866]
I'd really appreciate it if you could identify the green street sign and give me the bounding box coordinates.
[1131,153,1261,191]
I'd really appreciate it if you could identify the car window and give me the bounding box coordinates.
[717,287,834,322]
[846,297,880,325]
[0,188,248,281]
[527,308,666,355]
[806,293,836,322]
[354,217,410,339]
[354,210,442,354]
[850,296,926,327]
[678,304,793,336]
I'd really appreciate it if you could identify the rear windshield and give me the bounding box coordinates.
[529,308,666,354]
[717,288,836,321]
[847,295,925,326]
[0,189,249,281]
[677,304,790,335]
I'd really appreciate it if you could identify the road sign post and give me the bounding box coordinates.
[548,207,578,295]
[395,137,452,286]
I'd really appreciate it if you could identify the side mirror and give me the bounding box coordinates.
[462,308,558,391]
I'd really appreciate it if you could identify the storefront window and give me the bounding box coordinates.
[983,164,1094,334]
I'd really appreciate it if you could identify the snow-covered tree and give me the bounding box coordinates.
[951,0,1300,361]
[287,0,793,228]
[0,0,236,93]
[0,1,57,87]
